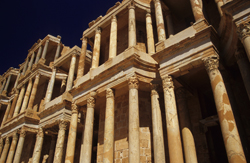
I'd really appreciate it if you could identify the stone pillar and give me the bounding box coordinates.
[0,138,3,156]
[27,74,40,111]
[22,60,29,75]
[128,76,140,163]
[166,12,174,37]
[41,40,49,59]
[13,85,26,116]
[237,23,250,62]
[47,135,56,163]
[27,52,35,71]
[109,15,118,59]
[53,120,68,163]
[45,68,56,103]
[103,88,115,163]
[13,129,26,163]
[146,11,155,55]
[203,55,246,163]
[151,84,166,163]
[2,75,11,96]
[1,103,11,127]
[128,3,137,47]
[20,79,33,113]
[81,93,96,163]
[162,76,184,163]
[8,91,19,119]
[215,0,224,16]
[154,0,166,42]
[66,54,77,91]
[77,37,88,79]
[91,28,102,69]
[190,0,205,22]
[6,133,18,163]
[176,87,198,163]
[32,128,44,163]
[35,46,43,64]
[0,79,6,94]
[14,72,21,89]
[65,104,78,163]
[54,43,61,61]
[0,137,10,163]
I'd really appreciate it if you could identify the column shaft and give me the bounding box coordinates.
[6,134,18,163]
[13,129,26,163]
[0,79,6,94]
[0,138,3,156]
[109,16,117,59]
[1,103,11,127]
[20,79,33,113]
[3,75,11,95]
[13,86,26,116]
[8,91,19,119]
[35,46,43,64]
[32,128,44,163]
[146,12,155,54]
[22,60,29,75]
[77,37,88,79]
[41,40,49,59]
[47,136,56,163]
[66,54,77,91]
[54,43,61,61]
[190,0,205,21]
[45,68,56,103]
[0,138,10,163]
[91,28,102,69]
[27,52,35,71]
[13,72,21,89]
[27,74,40,111]
[128,4,137,47]
[154,0,166,42]
[166,12,174,37]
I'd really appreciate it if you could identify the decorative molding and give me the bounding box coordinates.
[203,55,219,73]
[128,75,139,89]
[162,75,174,90]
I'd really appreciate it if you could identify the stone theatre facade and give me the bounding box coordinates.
[0,0,249,162]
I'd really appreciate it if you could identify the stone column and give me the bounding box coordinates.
[41,40,49,59]
[13,85,26,116]
[20,79,33,113]
[22,60,29,75]
[27,74,40,111]
[54,43,61,61]
[237,23,250,62]
[190,0,205,22]
[77,37,88,79]
[6,133,18,163]
[81,93,96,163]
[203,55,246,163]
[146,11,155,55]
[1,103,11,127]
[91,28,102,69]
[103,88,115,163]
[47,135,56,163]
[215,0,224,16]
[53,120,68,163]
[8,91,19,119]
[0,138,3,156]
[128,3,137,47]
[162,76,184,163]
[176,88,198,163]
[0,137,10,163]
[65,104,78,163]
[151,84,166,163]
[166,12,174,37]
[0,79,6,94]
[13,72,21,89]
[32,128,44,163]
[44,68,56,103]
[35,46,43,64]
[128,76,140,163]
[13,129,26,163]
[66,54,77,91]
[109,15,117,59]
[154,0,166,42]
[2,75,11,96]
[27,52,35,71]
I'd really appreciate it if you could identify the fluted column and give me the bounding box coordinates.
[22,60,29,75]
[35,46,43,64]
[146,11,155,54]
[65,104,78,163]
[66,54,77,91]
[154,0,166,42]
[6,133,18,163]
[109,16,117,59]
[81,92,96,163]
[54,43,61,61]
[166,12,174,37]
[1,103,11,127]
[190,0,205,22]
[20,79,33,113]
[77,37,88,79]
[237,23,250,61]
[47,135,56,163]
[27,52,35,71]
[0,138,3,156]
[44,68,56,103]
[27,74,40,111]
[151,84,166,163]
[103,88,115,163]
[0,137,10,163]
[128,76,140,163]
[162,76,184,163]
[128,3,137,47]
[41,40,49,60]
[176,88,197,163]
[53,120,68,163]
[32,128,44,163]
[13,86,26,116]
[203,56,246,163]
[91,28,102,69]
[13,129,26,163]
[2,75,11,96]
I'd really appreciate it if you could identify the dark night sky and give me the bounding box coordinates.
[0,0,120,75]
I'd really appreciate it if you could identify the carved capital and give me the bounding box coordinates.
[175,87,186,100]
[5,137,10,145]
[20,129,26,138]
[237,23,250,42]
[111,15,117,22]
[235,48,247,61]
[71,103,78,114]
[59,119,68,131]
[87,96,96,108]
[146,11,151,18]
[128,76,139,89]
[151,84,159,96]
[162,75,174,90]
[45,39,50,44]
[13,133,18,140]
[95,27,102,34]
[106,88,114,98]
[81,37,88,43]
[37,128,44,138]
[203,55,219,73]
[128,0,135,9]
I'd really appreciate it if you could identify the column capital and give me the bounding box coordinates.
[37,128,44,138]
[128,0,135,9]
[237,23,250,42]
[235,48,247,61]
[45,39,50,43]
[87,96,96,108]
[162,75,174,90]
[106,88,114,98]
[71,104,78,114]
[13,133,18,140]
[146,10,151,17]
[151,84,159,96]
[59,119,68,130]
[20,129,26,138]
[175,87,186,100]
[5,137,10,145]
[203,55,219,73]
[111,15,117,22]
[95,27,102,34]
[128,75,139,89]
[35,73,41,79]
[81,36,88,43]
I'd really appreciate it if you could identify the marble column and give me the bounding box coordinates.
[0,138,3,156]
[41,40,50,59]
[45,68,56,103]
[81,93,96,163]
[6,133,18,163]
[66,54,77,91]
[54,43,61,61]
[128,3,137,47]
[13,85,26,116]
[1,103,11,127]
[91,28,102,69]
[13,72,21,89]
[22,60,29,75]
[77,37,88,79]
[27,52,35,71]
[0,79,6,94]
[53,120,68,163]
[237,23,250,62]
[154,0,166,42]
[128,76,140,163]
[166,12,174,37]
[109,15,117,59]
[190,0,205,22]
[8,90,19,119]
[146,11,155,55]
[20,79,33,113]
[35,46,43,64]
[2,75,11,96]
[215,0,224,16]
[13,129,26,163]
[32,128,44,163]
[65,104,78,163]
[176,87,198,163]
[0,137,10,163]
[27,74,40,111]
[151,84,166,163]
[47,135,56,163]
[162,76,184,163]
[203,55,246,163]
[103,88,115,163]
